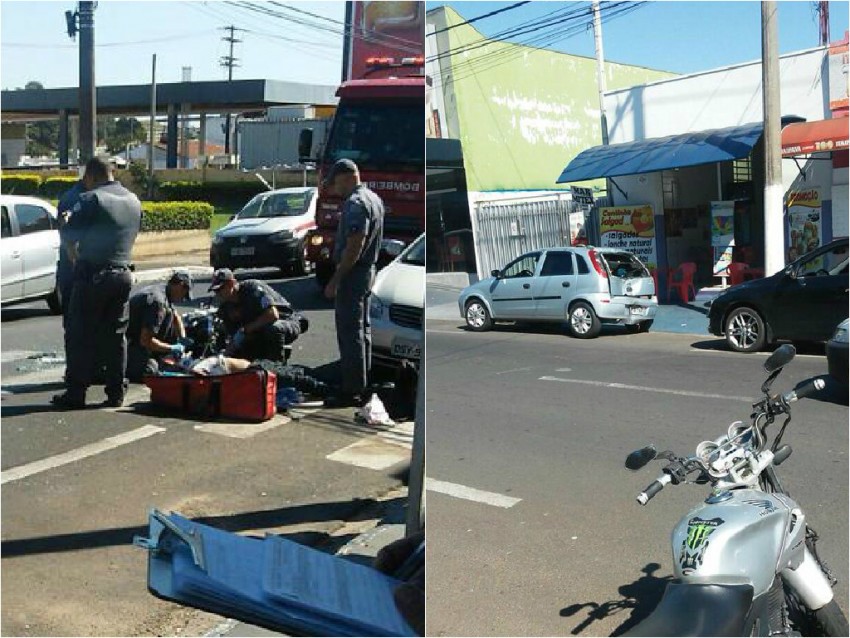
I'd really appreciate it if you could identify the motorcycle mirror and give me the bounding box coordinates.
[764,344,796,374]
[625,445,657,471]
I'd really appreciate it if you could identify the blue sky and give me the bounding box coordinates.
[0,1,347,90]
[428,0,850,74]
[2,1,847,90]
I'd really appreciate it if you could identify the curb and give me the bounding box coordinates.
[133,265,214,286]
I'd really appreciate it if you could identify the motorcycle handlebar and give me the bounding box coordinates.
[783,378,825,404]
[636,473,672,505]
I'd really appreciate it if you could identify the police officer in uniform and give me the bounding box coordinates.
[126,271,193,381]
[51,157,141,409]
[323,159,384,407]
[210,268,307,362]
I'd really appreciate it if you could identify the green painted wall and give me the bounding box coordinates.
[440,6,676,192]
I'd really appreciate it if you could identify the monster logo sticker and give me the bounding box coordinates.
[679,517,725,574]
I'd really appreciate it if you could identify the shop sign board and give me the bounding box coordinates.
[570,186,594,206]
[598,205,656,269]
[786,188,822,265]
[829,42,848,111]
[711,201,736,277]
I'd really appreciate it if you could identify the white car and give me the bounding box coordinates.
[1,195,62,314]
[370,233,424,367]
[210,187,317,275]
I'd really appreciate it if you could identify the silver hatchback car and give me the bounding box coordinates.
[458,247,657,338]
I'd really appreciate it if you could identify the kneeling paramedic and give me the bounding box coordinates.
[209,268,307,362]
[126,271,194,381]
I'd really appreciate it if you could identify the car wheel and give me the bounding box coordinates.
[568,302,601,339]
[464,299,493,332]
[724,306,766,352]
[46,285,62,315]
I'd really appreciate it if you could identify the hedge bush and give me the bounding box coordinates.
[158,181,267,205]
[1,174,43,195]
[140,201,214,232]
[40,176,80,199]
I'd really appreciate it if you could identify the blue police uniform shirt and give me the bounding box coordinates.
[56,181,85,282]
[217,280,291,333]
[333,184,384,267]
[67,181,141,266]
[128,285,175,345]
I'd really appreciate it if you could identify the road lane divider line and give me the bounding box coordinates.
[1,425,166,485]
[495,366,532,375]
[539,376,753,403]
[426,478,522,508]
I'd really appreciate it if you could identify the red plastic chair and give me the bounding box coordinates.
[727,262,749,287]
[667,262,697,303]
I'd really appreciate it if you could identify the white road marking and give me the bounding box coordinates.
[0,350,45,364]
[1,425,166,485]
[426,478,522,508]
[539,376,753,403]
[326,438,411,470]
[495,367,532,375]
[194,414,291,439]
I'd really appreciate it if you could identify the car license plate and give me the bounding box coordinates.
[391,338,421,359]
[231,247,255,256]
[629,306,648,316]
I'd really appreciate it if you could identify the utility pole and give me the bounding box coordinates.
[78,1,96,164]
[591,0,609,146]
[220,25,243,156]
[148,54,157,199]
[762,2,784,276]
[818,1,830,46]
[590,0,609,249]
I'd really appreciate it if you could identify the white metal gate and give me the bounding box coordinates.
[472,193,589,278]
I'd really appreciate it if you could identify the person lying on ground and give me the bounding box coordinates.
[208,268,308,362]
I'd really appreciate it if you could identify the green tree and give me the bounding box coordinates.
[98,116,148,154]
[23,81,59,156]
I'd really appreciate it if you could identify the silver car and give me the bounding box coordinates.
[1,195,62,314]
[458,246,657,338]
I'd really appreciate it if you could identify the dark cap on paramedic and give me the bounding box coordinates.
[169,270,194,299]
[208,268,236,291]
[322,158,359,188]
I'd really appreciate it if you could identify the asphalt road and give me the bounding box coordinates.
[425,319,848,637]
[1,270,410,637]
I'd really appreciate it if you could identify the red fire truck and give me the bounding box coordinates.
[299,1,425,287]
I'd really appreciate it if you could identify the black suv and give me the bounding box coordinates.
[709,238,849,352]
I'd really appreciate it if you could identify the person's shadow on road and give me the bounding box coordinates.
[559,562,672,636]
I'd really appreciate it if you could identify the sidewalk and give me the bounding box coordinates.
[427,282,719,336]
[132,248,214,286]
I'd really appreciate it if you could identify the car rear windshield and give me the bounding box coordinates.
[600,252,649,279]
[237,191,311,219]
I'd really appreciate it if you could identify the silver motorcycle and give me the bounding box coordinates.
[624,344,847,637]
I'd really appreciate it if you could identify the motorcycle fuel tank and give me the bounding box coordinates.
[671,489,805,597]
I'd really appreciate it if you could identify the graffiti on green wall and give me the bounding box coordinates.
[439,6,676,192]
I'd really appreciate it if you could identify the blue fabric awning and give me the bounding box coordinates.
[556,122,764,184]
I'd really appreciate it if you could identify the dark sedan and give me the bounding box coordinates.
[708,238,849,352]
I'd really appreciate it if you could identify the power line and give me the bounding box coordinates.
[427,2,592,63]
[2,30,217,49]
[430,2,646,90]
[269,0,423,49]
[428,1,531,37]
[224,1,422,55]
